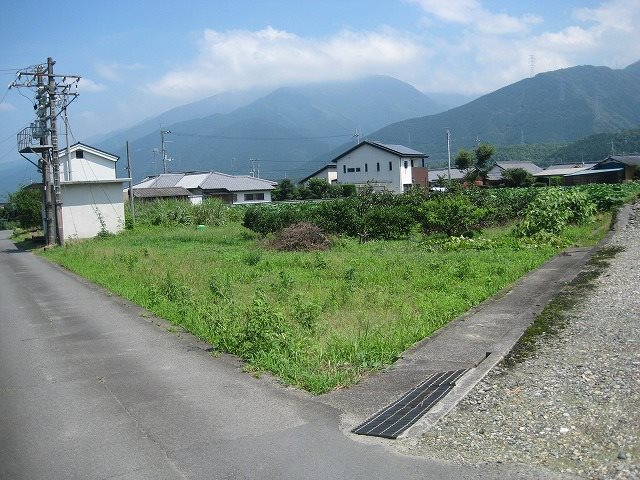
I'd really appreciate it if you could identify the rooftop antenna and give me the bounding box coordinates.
[353,128,361,145]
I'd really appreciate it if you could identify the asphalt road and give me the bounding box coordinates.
[0,231,559,480]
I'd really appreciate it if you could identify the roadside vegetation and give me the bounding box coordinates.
[40,182,640,393]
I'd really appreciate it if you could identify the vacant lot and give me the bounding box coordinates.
[41,210,610,393]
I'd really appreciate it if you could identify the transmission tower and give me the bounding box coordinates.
[529,54,536,78]
[11,57,80,246]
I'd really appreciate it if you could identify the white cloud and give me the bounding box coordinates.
[95,62,145,82]
[408,0,640,95]
[0,102,16,112]
[78,78,107,93]
[407,0,541,35]
[147,26,427,99]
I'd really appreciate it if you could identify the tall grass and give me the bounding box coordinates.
[40,216,609,393]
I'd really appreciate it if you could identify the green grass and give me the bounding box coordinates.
[40,218,609,394]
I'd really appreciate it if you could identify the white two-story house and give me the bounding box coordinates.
[58,142,130,239]
[332,141,428,193]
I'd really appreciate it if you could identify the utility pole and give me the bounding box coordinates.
[160,128,171,174]
[48,57,64,245]
[38,67,55,246]
[11,58,80,246]
[126,141,135,225]
[446,128,451,181]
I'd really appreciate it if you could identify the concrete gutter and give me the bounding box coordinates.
[320,204,633,442]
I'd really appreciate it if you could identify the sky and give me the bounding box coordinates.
[1,0,639,172]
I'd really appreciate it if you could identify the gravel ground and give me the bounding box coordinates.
[411,203,640,479]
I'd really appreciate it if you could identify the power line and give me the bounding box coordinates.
[171,131,353,141]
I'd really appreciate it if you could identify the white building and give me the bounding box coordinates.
[298,164,338,185]
[332,141,428,193]
[131,172,276,205]
[58,143,130,239]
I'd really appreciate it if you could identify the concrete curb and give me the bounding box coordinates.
[398,203,634,441]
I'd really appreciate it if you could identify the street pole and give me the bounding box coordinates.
[126,141,135,225]
[48,57,64,245]
[446,128,451,181]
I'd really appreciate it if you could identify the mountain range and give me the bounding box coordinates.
[2,60,640,200]
[367,61,640,165]
[102,75,445,181]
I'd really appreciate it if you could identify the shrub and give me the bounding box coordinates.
[514,187,596,237]
[269,222,331,251]
[418,196,487,236]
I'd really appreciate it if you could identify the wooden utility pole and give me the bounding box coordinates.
[126,141,135,225]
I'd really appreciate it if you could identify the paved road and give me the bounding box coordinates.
[0,231,557,480]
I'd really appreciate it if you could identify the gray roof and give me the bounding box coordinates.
[487,162,542,181]
[331,140,427,163]
[134,171,276,193]
[150,173,185,188]
[199,173,276,192]
[533,163,597,177]
[428,168,466,181]
[132,187,191,198]
[369,142,426,157]
[601,155,640,166]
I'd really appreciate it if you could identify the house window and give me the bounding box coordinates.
[343,165,347,174]
[365,163,368,173]
[75,150,84,159]
[347,167,355,173]
[404,161,408,169]
[244,192,264,201]
[355,167,361,172]
[411,160,414,168]
[376,162,380,172]
[421,159,425,168]
[389,161,393,171]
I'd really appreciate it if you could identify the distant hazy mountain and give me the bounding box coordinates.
[366,61,640,165]
[93,89,267,153]
[98,75,443,181]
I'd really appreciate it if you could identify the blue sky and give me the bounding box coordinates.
[1,0,639,170]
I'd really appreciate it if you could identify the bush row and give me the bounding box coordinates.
[244,182,640,241]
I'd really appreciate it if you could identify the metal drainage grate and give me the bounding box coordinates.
[352,369,468,439]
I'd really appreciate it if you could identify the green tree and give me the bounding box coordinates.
[502,168,535,187]
[306,178,331,199]
[454,149,474,176]
[272,179,297,201]
[474,143,495,171]
[5,186,42,228]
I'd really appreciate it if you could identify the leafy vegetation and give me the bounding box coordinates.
[39,182,639,394]
[2,186,41,229]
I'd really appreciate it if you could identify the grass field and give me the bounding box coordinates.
[40,214,611,393]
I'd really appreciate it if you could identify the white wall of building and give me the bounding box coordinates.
[61,182,126,239]
[336,143,422,193]
[235,191,272,204]
[307,168,338,184]
[60,149,117,182]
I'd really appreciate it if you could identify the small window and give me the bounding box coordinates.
[75,150,84,159]
[355,167,361,172]
[389,161,393,171]
[347,167,355,173]
[365,163,368,173]
[376,162,380,172]
[421,159,425,168]
[244,192,265,201]
[404,161,408,169]
[245,193,254,201]
[411,160,414,168]
[343,165,347,174]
